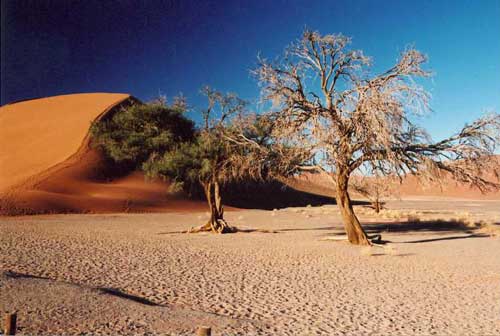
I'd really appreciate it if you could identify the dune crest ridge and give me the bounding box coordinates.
[0,93,205,215]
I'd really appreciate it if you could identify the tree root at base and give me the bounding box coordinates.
[186,221,280,234]
[187,219,237,234]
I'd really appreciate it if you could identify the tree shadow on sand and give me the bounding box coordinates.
[318,218,493,244]
[3,270,50,280]
[362,219,491,244]
[98,288,161,306]
[157,227,281,235]
[3,271,163,307]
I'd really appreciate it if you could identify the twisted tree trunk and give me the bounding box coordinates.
[336,171,371,245]
[189,180,234,233]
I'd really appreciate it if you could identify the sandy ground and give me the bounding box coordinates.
[1,198,500,335]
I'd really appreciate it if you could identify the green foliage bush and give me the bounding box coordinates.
[90,99,195,171]
[143,131,224,191]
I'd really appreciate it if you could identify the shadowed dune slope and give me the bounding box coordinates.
[0,93,129,191]
[0,93,207,215]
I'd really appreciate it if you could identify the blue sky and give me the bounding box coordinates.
[2,0,499,140]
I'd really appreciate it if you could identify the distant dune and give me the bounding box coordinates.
[294,164,500,201]
[397,164,500,200]
[0,93,206,215]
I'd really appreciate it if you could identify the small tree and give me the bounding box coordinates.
[255,30,500,245]
[145,87,309,233]
[350,174,399,213]
[143,87,251,233]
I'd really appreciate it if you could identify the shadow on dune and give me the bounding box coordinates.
[221,180,368,210]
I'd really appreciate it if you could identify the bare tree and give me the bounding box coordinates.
[350,174,400,213]
[254,30,500,245]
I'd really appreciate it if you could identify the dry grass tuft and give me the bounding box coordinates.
[407,215,421,224]
[454,211,476,228]
[477,220,500,237]
[356,206,499,239]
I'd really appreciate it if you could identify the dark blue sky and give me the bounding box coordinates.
[2,0,499,139]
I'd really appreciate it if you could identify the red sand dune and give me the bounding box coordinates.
[1,93,129,191]
[0,93,205,215]
[397,165,500,200]
[296,164,500,200]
